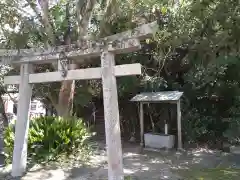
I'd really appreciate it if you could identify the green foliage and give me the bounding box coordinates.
[149,0,240,146]
[4,116,92,164]
[2,0,240,148]
[182,56,240,144]
[3,126,14,162]
[224,117,240,145]
[223,97,240,145]
[183,108,220,144]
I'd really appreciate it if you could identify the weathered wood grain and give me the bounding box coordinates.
[0,21,157,64]
[1,38,141,64]
[101,52,124,180]
[4,63,142,84]
[11,64,33,177]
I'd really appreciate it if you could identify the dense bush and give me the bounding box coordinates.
[224,117,240,145]
[4,116,92,164]
[181,57,240,145]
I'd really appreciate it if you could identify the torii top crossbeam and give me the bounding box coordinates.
[0,21,158,65]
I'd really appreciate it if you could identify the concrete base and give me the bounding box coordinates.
[230,146,240,154]
[144,133,175,149]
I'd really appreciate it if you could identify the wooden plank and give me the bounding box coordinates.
[0,21,158,65]
[4,63,142,84]
[105,21,158,42]
[3,38,141,64]
[177,100,183,149]
[140,103,144,147]
[101,52,123,179]
[0,21,157,58]
[135,100,178,104]
[11,64,33,177]
[4,76,21,85]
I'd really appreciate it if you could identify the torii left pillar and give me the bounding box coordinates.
[11,63,33,177]
[101,52,123,180]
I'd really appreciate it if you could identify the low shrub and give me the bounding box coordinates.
[224,117,240,145]
[4,116,92,164]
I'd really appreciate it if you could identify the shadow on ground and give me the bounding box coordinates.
[2,142,240,180]
[65,143,240,180]
[64,143,181,180]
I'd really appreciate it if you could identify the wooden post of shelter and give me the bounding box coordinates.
[177,99,182,149]
[139,102,144,147]
[0,21,158,179]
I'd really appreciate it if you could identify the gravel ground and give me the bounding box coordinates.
[1,142,240,180]
[0,142,179,180]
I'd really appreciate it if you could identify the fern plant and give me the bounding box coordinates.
[4,116,92,164]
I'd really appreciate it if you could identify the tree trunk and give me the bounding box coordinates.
[57,78,75,117]
[37,0,106,117]
[57,2,76,117]
[0,95,8,155]
[0,95,8,127]
[46,103,54,116]
[57,0,96,117]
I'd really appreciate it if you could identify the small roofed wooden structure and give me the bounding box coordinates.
[131,91,183,149]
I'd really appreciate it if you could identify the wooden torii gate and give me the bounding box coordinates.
[0,21,157,179]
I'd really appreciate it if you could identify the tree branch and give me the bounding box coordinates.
[76,0,97,41]
[47,93,59,111]
[26,0,43,22]
[98,0,123,37]
[37,0,55,45]
[64,2,71,46]
[5,92,18,104]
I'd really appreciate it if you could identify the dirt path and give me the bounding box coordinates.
[1,142,240,180]
[0,142,180,180]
